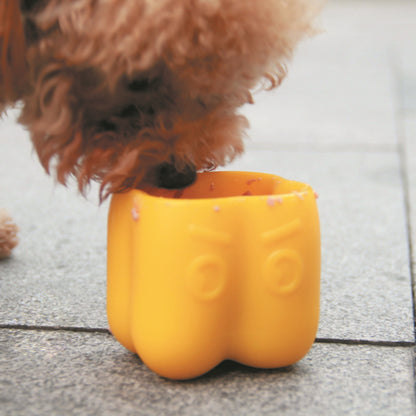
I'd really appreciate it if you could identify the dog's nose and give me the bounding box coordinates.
[20,0,41,12]
[155,161,197,189]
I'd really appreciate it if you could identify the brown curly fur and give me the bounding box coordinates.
[0,209,18,259]
[1,0,322,200]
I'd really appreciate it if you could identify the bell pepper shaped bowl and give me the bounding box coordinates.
[107,171,320,380]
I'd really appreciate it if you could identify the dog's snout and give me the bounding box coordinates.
[20,0,43,12]
[127,78,151,92]
[155,161,197,189]
[127,74,160,93]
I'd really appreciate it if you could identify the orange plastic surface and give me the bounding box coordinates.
[107,171,320,379]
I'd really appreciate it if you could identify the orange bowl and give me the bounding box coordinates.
[107,171,321,379]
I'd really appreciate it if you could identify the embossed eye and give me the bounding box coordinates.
[263,249,303,295]
[186,254,227,301]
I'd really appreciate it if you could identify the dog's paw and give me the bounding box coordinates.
[0,209,18,259]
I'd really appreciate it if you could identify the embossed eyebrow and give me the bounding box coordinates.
[188,224,232,246]
[260,218,301,245]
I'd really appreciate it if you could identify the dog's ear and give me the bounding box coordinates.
[0,0,27,110]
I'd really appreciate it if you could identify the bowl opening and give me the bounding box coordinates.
[140,171,307,200]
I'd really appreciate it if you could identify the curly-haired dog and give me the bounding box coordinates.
[0,0,322,255]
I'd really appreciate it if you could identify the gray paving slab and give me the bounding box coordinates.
[240,0,416,148]
[0,111,109,329]
[223,149,414,342]
[400,74,416,113]
[404,114,416,288]
[1,329,414,416]
[241,55,397,147]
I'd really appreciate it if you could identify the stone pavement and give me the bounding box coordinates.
[1,0,416,414]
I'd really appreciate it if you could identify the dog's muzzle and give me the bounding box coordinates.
[155,161,197,189]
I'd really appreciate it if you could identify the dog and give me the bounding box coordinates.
[0,0,321,256]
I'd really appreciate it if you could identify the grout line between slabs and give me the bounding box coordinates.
[391,53,416,409]
[397,115,416,335]
[1,324,415,348]
[392,55,416,340]
[0,323,110,335]
[316,337,415,348]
